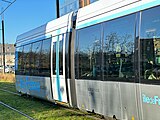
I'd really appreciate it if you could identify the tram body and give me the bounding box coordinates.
[15,13,75,104]
[15,0,160,119]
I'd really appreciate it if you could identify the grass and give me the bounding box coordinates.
[0,105,28,120]
[0,75,99,120]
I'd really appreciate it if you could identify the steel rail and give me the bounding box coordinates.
[0,88,21,96]
[0,87,104,119]
[0,101,35,120]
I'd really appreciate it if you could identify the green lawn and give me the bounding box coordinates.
[0,81,99,120]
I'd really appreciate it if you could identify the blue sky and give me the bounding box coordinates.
[1,0,57,44]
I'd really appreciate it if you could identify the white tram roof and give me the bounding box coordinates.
[16,12,73,45]
[76,0,160,30]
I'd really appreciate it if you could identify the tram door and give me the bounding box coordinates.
[51,34,68,103]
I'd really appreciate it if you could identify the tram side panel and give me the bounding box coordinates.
[15,75,53,101]
[102,82,122,118]
[75,80,89,111]
[102,82,139,119]
[75,80,138,119]
[119,82,139,120]
[139,85,160,120]
[75,80,103,114]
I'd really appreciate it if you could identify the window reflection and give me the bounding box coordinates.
[31,41,42,76]
[140,6,160,80]
[52,36,64,75]
[103,14,136,80]
[16,46,23,75]
[77,24,102,80]
[23,44,31,75]
[59,40,63,75]
[53,43,56,75]
[16,38,51,77]
[40,38,51,76]
[76,14,136,81]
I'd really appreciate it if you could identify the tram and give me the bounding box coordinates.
[15,0,160,119]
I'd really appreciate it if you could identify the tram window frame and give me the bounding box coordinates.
[75,32,79,79]
[75,13,137,82]
[140,6,160,84]
[59,39,64,75]
[23,44,32,75]
[15,48,18,74]
[53,42,56,75]
[102,13,136,82]
[65,32,70,79]
[52,35,64,75]
[15,46,24,75]
[76,24,102,80]
[39,38,51,77]
[16,38,51,77]
[30,40,42,76]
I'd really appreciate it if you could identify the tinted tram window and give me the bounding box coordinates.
[16,46,23,75]
[52,38,64,75]
[40,38,51,77]
[76,24,102,80]
[31,41,42,76]
[140,6,160,81]
[75,34,79,79]
[65,33,70,79]
[15,48,18,73]
[53,42,56,75]
[23,44,32,75]
[103,14,136,80]
[59,40,63,75]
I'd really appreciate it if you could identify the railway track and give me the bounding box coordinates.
[0,88,21,96]
[0,86,105,120]
[0,101,35,120]
[0,86,35,120]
